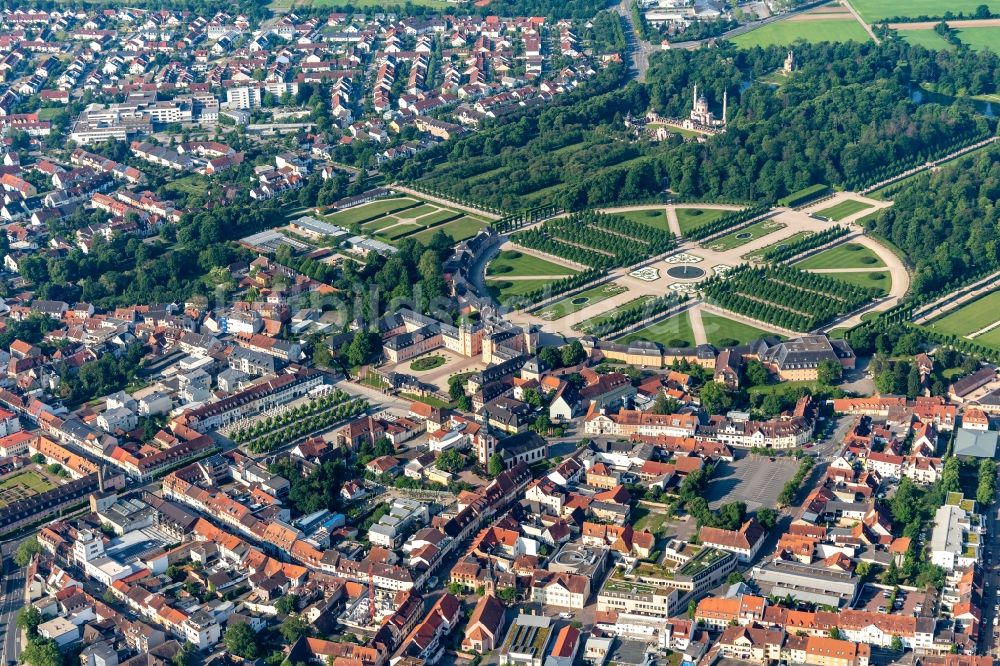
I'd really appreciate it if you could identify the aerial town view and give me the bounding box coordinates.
[0,2,998,666]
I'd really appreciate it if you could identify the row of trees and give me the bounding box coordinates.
[577,293,685,338]
[498,267,605,307]
[231,389,355,443]
[243,399,369,454]
[685,205,771,241]
[761,226,849,263]
[702,265,879,331]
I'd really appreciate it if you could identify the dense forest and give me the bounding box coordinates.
[866,144,1000,295]
[398,42,998,211]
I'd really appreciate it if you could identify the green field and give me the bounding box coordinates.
[298,0,448,7]
[956,27,1000,52]
[971,325,1000,349]
[619,209,671,232]
[487,250,578,278]
[927,290,1000,337]
[395,204,438,219]
[742,231,814,261]
[706,220,787,251]
[825,270,891,295]
[574,296,655,334]
[486,278,553,303]
[813,199,874,221]
[794,242,886,270]
[618,311,696,348]
[533,284,629,321]
[851,0,986,21]
[676,207,730,236]
[324,197,418,225]
[730,19,871,48]
[900,29,955,50]
[0,470,57,509]
[701,313,773,346]
[411,216,488,244]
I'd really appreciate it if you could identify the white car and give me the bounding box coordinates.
[559,612,574,619]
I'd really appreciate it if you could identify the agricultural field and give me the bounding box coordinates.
[899,29,955,50]
[676,207,730,236]
[532,283,629,321]
[851,0,985,21]
[705,219,787,251]
[0,470,58,509]
[812,198,874,221]
[926,291,1000,338]
[701,313,774,347]
[322,195,489,244]
[703,264,881,331]
[487,250,578,278]
[794,242,886,270]
[730,19,871,48]
[618,311,696,348]
[955,27,1000,52]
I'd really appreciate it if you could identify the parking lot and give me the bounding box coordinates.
[706,452,801,511]
[854,583,929,616]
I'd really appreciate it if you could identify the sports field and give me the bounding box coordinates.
[702,313,773,346]
[813,199,874,221]
[487,250,577,278]
[794,243,886,270]
[0,470,57,509]
[532,284,629,321]
[676,208,730,236]
[730,19,871,48]
[851,0,985,21]
[322,195,489,245]
[618,312,695,348]
[927,291,1000,338]
[956,27,1000,52]
[705,219,787,251]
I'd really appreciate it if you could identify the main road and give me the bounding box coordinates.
[0,539,28,666]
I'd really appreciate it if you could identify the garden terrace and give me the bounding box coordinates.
[760,226,848,263]
[702,265,881,331]
[686,205,771,241]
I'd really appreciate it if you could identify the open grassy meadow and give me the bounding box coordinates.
[676,207,730,236]
[955,27,1000,52]
[731,19,871,48]
[851,0,986,21]
[701,313,774,346]
[926,290,1000,337]
[487,250,578,278]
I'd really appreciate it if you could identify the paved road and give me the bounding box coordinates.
[0,539,28,666]
[842,0,881,44]
[614,0,654,81]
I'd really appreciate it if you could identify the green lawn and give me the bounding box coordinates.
[633,507,671,536]
[730,19,871,48]
[851,0,986,21]
[0,470,57,509]
[619,209,671,232]
[701,313,774,346]
[362,216,407,232]
[676,207,729,236]
[956,27,1000,52]
[927,290,1000,337]
[323,197,418,225]
[970,325,1000,349]
[36,107,65,121]
[794,242,886,270]
[412,216,488,244]
[705,220,787,251]
[618,311,696,348]
[574,296,655,334]
[824,270,891,295]
[378,223,422,241]
[533,284,629,321]
[486,278,553,303]
[742,231,814,261]
[813,199,874,221]
[395,204,439,219]
[899,29,955,51]
[412,209,461,226]
[487,250,578,278]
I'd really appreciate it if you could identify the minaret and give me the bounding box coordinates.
[722,89,728,126]
[693,83,697,110]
